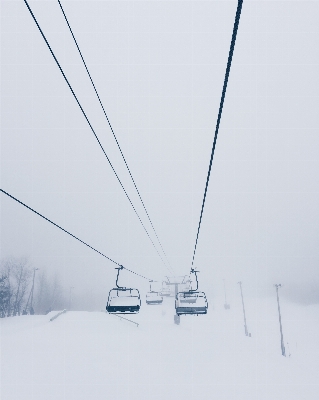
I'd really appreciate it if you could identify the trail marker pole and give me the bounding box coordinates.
[238,281,250,337]
[274,284,286,357]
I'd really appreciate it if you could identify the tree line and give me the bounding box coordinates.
[0,257,65,317]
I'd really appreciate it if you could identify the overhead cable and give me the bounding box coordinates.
[0,189,151,281]
[57,0,172,271]
[191,0,244,267]
[23,0,173,274]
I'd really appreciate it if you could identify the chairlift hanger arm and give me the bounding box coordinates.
[115,266,125,289]
[189,269,199,292]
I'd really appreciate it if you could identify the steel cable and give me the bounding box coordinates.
[57,0,172,271]
[23,0,173,274]
[0,189,151,281]
[191,0,244,267]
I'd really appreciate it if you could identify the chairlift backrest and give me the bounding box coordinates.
[109,288,140,297]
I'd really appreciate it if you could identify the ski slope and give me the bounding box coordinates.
[1,297,318,400]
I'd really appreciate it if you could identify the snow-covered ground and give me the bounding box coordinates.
[1,297,318,400]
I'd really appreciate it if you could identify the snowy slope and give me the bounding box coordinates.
[1,297,318,400]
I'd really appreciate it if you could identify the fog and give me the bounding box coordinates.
[1,0,319,306]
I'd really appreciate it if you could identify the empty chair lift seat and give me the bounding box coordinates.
[146,292,163,305]
[175,291,208,315]
[159,288,171,297]
[106,288,141,313]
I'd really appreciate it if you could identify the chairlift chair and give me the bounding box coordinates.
[146,291,163,305]
[176,291,208,315]
[106,266,141,314]
[159,281,171,297]
[175,269,208,316]
[159,288,171,297]
[146,281,163,305]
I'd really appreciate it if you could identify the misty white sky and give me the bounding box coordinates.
[1,0,319,304]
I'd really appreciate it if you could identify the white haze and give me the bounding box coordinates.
[1,0,319,305]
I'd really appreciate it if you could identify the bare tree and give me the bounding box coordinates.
[0,257,32,316]
[11,259,32,316]
[0,258,67,316]
[1,258,14,316]
[0,275,10,317]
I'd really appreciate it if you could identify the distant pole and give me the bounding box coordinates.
[274,284,286,357]
[29,268,39,315]
[238,281,250,337]
[69,286,74,310]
